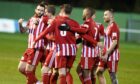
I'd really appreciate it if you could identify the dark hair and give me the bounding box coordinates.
[85,7,96,17]
[47,5,56,15]
[38,3,45,9]
[105,8,114,14]
[39,1,48,6]
[60,4,72,14]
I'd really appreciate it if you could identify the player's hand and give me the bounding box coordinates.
[101,53,108,62]
[32,41,36,48]
[59,22,70,31]
[27,48,35,56]
[18,18,24,24]
[100,48,108,62]
[97,42,104,49]
[33,18,39,25]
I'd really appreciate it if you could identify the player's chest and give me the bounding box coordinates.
[29,18,40,29]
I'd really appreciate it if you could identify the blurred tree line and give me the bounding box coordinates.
[0,0,140,13]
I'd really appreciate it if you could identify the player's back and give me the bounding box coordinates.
[54,16,79,44]
[53,16,79,56]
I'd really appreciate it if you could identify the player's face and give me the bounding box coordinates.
[103,11,111,23]
[82,9,87,20]
[44,8,48,16]
[35,5,45,17]
[45,10,52,18]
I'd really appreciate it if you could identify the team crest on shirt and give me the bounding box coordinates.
[81,24,89,28]
[112,32,117,37]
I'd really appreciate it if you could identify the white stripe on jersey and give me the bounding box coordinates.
[32,50,39,65]
[38,22,45,48]
[66,44,69,56]
[88,47,91,57]
[85,57,88,69]
[113,50,116,61]
[83,45,86,57]
[48,49,56,68]
[92,48,94,57]
[70,44,74,56]
[31,29,34,48]
[62,44,65,56]
[57,44,60,56]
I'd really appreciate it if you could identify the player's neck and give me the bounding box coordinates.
[109,19,114,25]
[86,17,92,20]
[49,15,55,19]
[61,13,70,18]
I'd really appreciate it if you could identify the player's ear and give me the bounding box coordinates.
[35,8,37,13]
[110,14,113,18]
[92,14,96,19]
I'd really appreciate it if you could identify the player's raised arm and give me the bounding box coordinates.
[18,18,28,33]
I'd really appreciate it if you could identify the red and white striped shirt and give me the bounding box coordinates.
[27,15,48,49]
[95,22,105,56]
[81,18,99,58]
[35,16,87,57]
[56,44,77,56]
[46,41,56,50]
[104,22,120,61]
[96,22,105,41]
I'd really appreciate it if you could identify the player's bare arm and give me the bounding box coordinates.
[101,39,117,62]
[18,18,28,33]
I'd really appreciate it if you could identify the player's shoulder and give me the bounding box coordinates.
[42,15,48,22]
[53,15,62,22]
[42,15,49,19]
[111,22,119,29]
[96,22,102,25]
[55,15,62,19]
[86,18,92,22]
[66,17,79,25]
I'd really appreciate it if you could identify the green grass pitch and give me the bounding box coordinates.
[0,33,140,84]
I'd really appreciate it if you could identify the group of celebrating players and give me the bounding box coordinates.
[17,2,120,84]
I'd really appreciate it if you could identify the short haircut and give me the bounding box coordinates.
[47,5,56,15]
[39,1,48,6]
[60,4,72,15]
[37,3,45,9]
[85,7,96,17]
[105,9,114,14]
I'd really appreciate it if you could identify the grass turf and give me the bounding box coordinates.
[0,33,140,84]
